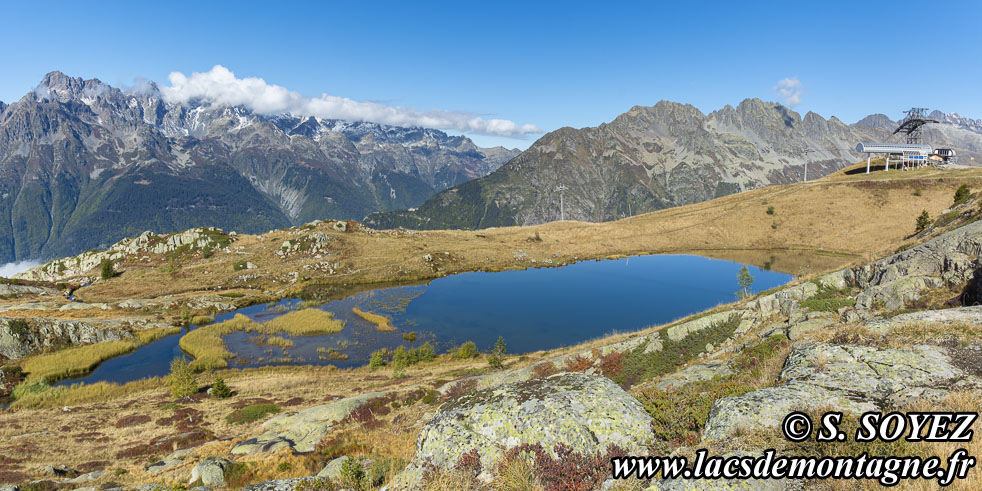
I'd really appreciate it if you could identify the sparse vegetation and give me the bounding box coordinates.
[226,403,280,424]
[799,281,855,311]
[766,205,774,215]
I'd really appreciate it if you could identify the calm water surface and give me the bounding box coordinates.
[57,254,792,387]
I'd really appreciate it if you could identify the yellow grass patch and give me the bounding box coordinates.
[16,326,180,384]
[353,307,396,331]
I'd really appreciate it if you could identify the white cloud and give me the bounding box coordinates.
[0,259,41,278]
[773,77,803,107]
[160,65,541,138]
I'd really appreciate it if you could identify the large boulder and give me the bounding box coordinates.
[397,373,653,485]
[702,342,978,441]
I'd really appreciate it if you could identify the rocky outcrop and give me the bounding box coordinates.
[395,373,653,486]
[0,317,134,360]
[702,342,979,441]
[15,228,233,282]
[850,220,982,310]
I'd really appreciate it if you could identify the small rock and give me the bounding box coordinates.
[190,458,233,487]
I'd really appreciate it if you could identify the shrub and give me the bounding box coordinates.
[913,188,923,197]
[211,376,232,398]
[455,449,482,476]
[100,258,114,280]
[443,379,478,400]
[422,389,438,405]
[7,319,29,339]
[226,403,280,424]
[402,331,417,343]
[233,260,249,271]
[766,205,775,215]
[563,355,593,372]
[916,209,931,232]
[531,362,558,378]
[954,184,971,205]
[368,350,386,369]
[453,341,479,359]
[413,341,436,362]
[338,458,365,489]
[167,358,197,398]
[597,351,625,378]
[488,336,506,369]
[366,457,406,488]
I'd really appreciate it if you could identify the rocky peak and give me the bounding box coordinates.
[853,113,896,130]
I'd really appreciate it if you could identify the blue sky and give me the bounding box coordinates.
[1,0,979,149]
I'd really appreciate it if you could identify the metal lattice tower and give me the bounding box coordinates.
[554,185,568,221]
[894,107,937,145]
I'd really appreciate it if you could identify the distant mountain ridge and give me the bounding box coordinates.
[366,100,982,230]
[0,71,518,262]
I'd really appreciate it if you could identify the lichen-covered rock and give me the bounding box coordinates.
[399,373,652,486]
[232,390,389,454]
[702,343,978,441]
[644,359,732,393]
[316,455,351,479]
[189,457,232,487]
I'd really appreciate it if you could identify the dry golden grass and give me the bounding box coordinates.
[263,308,345,335]
[16,326,180,384]
[352,307,396,332]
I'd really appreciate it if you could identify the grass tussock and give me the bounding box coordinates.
[226,402,280,424]
[16,326,180,384]
[353,307,396,332]
[10,377,163,410]
[179,310,344,370]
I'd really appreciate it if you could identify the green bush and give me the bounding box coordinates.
[488,336,507,369]
[954,184,971,205]
[453,341,479,359]
[368,350,386,369]
[226,403,280,424]
[402,331,417,343]
[799,297,856,312]
[414,341,436,362]
[211,376,232,398]
[233,260,249,271]
[422,389,438,405]
[766,205,775,215]
[916,210,931,233]
[338,457,365,489]
[167,358,197,398]
[100,258,114,280]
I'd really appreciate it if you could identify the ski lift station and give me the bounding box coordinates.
[856,107,957,173]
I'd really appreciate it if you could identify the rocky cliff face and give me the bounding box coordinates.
[366,100,982,230]
[0,71,518,262]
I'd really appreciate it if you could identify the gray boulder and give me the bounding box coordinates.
[316,456,351,479]
[189,458,233,487]
[397,373,653,486]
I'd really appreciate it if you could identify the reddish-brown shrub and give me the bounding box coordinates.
[598,351,625,378]
[443,379,478,401]
[115,414,152,428]
[455,448,481,476]
[563,355,593,372]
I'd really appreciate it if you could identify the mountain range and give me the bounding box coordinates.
[365,100,982,230]
[0,72,518,262]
